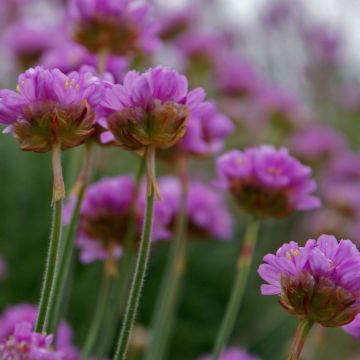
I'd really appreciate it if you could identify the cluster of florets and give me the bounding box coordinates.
[216,145,320,218]
[199,346,261,360]
[69,0,160,55]
[0,66,103,152]
[258,235,360,327]
[99,66,206,154]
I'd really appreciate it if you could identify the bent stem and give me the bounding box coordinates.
[113,149,156,360]
[145,156,189,360]
[287,318,314,360]
[35,146,65,333]
[80,270,113,360]
[47,143,94,333]
[211,218,260,360]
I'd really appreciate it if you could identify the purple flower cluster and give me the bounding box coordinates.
[69,0,160,55]
[0,66,103,152]
[0,304,78,359]
[199,347,261,360]
[216,145,320,218]
[99,66,206,153]
[258,235,360,326]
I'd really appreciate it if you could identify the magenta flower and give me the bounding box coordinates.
[290,125,348,164]
[343,313,360,340]
[0,66,104,152]
[138,176,234,241]
[64,175,137,273]
[0,304,79,359]
[99,66,206,153]
[41,41,129,82]
[216,145,320,218]
[0,322,63,359]
[199,347,261,360]
[258,235,360,327]
[69,0,160,55]
[178,100,234,157]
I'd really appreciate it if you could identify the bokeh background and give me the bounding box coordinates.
[1,0,360,359]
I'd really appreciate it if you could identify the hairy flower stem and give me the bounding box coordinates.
[211,218,260,360]
[97,47,108,75]
[288,318,314,360]
[95,158,145,359]
[145,156,189,360]
[47,144,94,334]
[113,149,156,360]
[80,270,113,360]
[35,146,65,333]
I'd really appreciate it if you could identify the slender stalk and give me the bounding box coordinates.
[80,271,112,360]
[113,148,156,360]
[35,146,65,333]
[97,48,108,75]
[287,318,314,360]
[47,144,94,333]
[211,218,260,360]
[95,158,145,360]
[145,156,188,360]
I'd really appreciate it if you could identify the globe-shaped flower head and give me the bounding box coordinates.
[216,145,320,218]
[0,66,104,201]
[258,235,360,327]
[69,0,160,55]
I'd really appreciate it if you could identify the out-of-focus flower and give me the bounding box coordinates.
[41,41,129,82]
[343,313,360,340]
[138,176,234,241]
[64,175,136,273]
[99,66,206,154]
[176,100,234,157]
[216,145,320,218]
[290,125,348,165]
[258,235,360,327]
[0,322,62,359]
[69,0,160,55]
[303,24,342,66]
[261,0,298,29]
[0,66,104,153]
[199,346,261,360]
[0,304,78,359]
[2,20,60,69]
[337,83,360,112]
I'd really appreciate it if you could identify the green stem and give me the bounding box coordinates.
[80,271,112,360]
[113,149,156,360]
[47,144,94,333]
[94,158,146,359]
[145,157,188,360]
[211,218,260,360]
[97,48,108,75]
[287,318,314,360]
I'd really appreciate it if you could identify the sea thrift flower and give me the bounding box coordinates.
[0,322,63,359]
[138,176,234,241]
[176,100,234,157]
[258,235,360,327]
[69,0,160,55]
[216,145,320,218]
[199,347,261,360]
[0,66,103,152]
[64,175,137,274]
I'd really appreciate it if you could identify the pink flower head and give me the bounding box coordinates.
[0,304,79,359]
[216,145,320,218]
[41,42,129,82]
[258,235,360,327]
[0,322,62,359]
[64,175,137,268]
[199,347,261,360]
[99,66,206,153]
[290,125,348,164]
[69,0,160,55]
[0,66,104,152]
[138,176,234,241]
[177,100,234,157]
